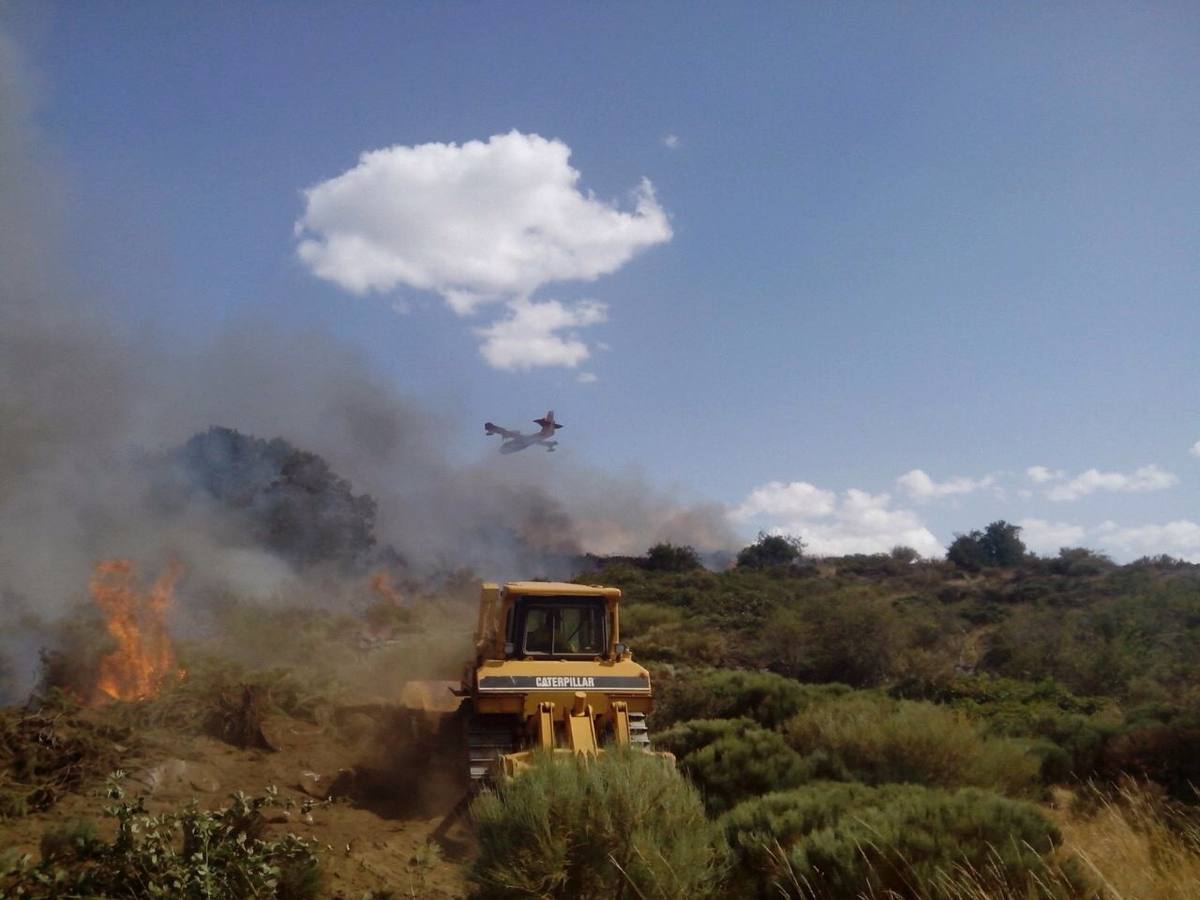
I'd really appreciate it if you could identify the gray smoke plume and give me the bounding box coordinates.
[0,29,735,701]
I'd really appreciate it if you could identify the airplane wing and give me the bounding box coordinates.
[485,422,520,440]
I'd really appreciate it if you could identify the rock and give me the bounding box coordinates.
[189,774,220,793]
[297,770,328,799]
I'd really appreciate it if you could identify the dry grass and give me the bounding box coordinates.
[1050,782,1200,900]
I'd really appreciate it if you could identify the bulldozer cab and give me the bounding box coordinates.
[512,597,607,658]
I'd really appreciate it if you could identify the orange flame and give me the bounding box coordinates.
[89,559,183,703]
[369,569,404,607]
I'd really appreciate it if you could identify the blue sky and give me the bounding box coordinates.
[5,2,1199,559]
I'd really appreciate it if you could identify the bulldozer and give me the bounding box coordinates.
[455,580,666,783]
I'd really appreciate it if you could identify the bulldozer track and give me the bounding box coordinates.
[628,712,651,748]
[466,714,519,784]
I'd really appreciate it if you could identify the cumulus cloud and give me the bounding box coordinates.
[295,131,672,313]
[1094,520,1200,562]
[731,481,837,522]
[662,134,681,149]
[731,481,941,558]
[576,372,598,384]
[1026,465,1064,484]
[896,469,994,502]
[475,297,607,370]
[1190,441,1200,458]
[1018,518,1087,555]
[1047,464,1177,502]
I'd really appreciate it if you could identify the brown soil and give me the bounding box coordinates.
[0,701,474,898]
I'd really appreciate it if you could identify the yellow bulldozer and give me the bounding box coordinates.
[453,580,665,783]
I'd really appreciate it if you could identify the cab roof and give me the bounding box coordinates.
[498,581,621,600]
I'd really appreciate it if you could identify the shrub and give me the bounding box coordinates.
[782,694,1040,797]
[652,669,849,729]
[470,749,726,898]
[644,542,702,572]
[681,727,815,813]
[619,602,684,639]
[0,778,323,899]
[654,717,758,759]
[1099,723,1200,804]
[1048,547,1117,577]
[764,595,903,687]
[722,782,1069,899]
[736,532,804,569]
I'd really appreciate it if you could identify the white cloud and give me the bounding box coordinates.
[662,134,681,149]
[896,469,994,502]
[1190,441,1200,458]
[295,131,672,313]
[731,482,941,558]
[1026,465,1064,484]
[475,297,607,371]
[731,481,837,522]
[1047,464,1178,502]
[577,372,598,384]
[1094,520,1200,562]
[1017,518,1087,555]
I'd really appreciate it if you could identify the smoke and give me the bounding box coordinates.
[0,29,735,702]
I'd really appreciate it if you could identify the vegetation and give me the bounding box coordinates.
[153,426,399,571]
[644,542,703,572]
[947,521,1027,571]
[470,749,726,899]
[0,777,323,899]
[556,534,1200,895]
[736,532,805,569]
[722,782,1074,899]
[0,693,132,819]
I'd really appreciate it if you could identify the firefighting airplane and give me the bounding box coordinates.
[484,410,563,453]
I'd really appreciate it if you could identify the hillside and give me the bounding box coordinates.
[3,542,1199,898]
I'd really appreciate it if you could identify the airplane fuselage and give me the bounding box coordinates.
[500,435,557,454]
[486,410,562,453]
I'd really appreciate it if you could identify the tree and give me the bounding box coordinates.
[947,521,1026,570]
[947,531,987,571]
[981,520,1026,567]
[645,542,702,572]
[736,532,804,569]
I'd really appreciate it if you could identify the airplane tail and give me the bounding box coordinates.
[484,422,499,435]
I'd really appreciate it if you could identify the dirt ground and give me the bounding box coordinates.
[0,701,475,898]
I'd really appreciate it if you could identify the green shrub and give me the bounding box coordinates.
[619,602,684,638]
[1,778,323,899]
[682,728,814,814]
[654,717,757,759]
[652,669,849,729]
[783,695,1039,797]
[722,782,1070,899]
[470,749,726,898]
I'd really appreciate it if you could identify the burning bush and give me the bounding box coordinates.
[90,559,183,704]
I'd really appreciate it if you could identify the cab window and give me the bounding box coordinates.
[519,599,605,657]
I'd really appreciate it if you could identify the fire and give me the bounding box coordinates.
[89,558,183,703]
[369,569,404,606]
